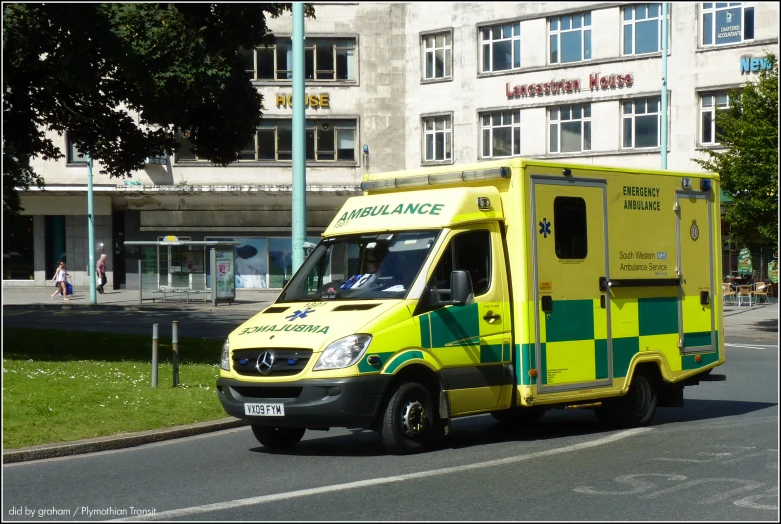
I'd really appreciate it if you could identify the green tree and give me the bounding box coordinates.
[2,3,315,215]
[693,53,778,248]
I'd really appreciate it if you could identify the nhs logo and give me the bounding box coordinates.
[740,57,772,74]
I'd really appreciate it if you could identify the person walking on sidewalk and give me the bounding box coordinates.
[50,262,71,300]
[96,253,108,294]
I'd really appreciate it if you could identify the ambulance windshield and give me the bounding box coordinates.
[278,230,440,302]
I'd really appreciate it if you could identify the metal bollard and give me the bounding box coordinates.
[172,320,179,387]
[152,323,159,388]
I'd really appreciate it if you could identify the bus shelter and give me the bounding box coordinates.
[124,237,240,305]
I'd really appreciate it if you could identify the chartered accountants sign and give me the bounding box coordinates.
[506,72,633,98]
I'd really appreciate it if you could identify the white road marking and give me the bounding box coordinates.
[725,343,778,349]
[641,478,763,504]
[114,428,652,521]
[734,486,779,511]
[574,473,687,495]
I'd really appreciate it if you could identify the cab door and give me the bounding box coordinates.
[531,178,612,393]
[420,222,512,415]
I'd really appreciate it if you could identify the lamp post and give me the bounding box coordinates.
[291,2,307,273]
[87,153,97,304]
[661,2,669,169]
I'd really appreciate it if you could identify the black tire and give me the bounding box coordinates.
[251,425,306,449]
[491,406,546,428]
[381,382,436,455]
[595,371,658,427]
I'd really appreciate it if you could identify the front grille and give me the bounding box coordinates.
[232,348,312,377]
[231,386,303,399]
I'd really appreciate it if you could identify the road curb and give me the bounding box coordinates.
[2,418,249,464]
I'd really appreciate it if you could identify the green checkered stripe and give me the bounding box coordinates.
[516,297,719,386]
[418,303,511,362]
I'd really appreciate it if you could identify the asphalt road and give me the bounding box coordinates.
[2,339,778,521]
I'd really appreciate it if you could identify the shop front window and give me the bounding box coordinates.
[3,215,35,280]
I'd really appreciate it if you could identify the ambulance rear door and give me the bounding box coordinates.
[531,176,613,394]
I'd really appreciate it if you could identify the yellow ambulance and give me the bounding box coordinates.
[217,158,725,454]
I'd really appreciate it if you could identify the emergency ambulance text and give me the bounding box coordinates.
[622,185,661,211]
[238,324,330,335]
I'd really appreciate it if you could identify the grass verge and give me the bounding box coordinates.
[2,327,228,449]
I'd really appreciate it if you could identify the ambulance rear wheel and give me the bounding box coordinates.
[251,425,306,449]
[381,382,436,455]
[595,371,658,427]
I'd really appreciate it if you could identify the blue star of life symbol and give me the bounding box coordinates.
[539,218,551,238]
[286,308,314,321]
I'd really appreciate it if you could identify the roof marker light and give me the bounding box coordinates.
[361,166,511,192]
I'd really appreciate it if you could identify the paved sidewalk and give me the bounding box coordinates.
[2,287,777,463]
[1,285,281,313]
[722,300,779,341]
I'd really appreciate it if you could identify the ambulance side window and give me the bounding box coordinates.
[554,196,587,259]
[431,230,491,297]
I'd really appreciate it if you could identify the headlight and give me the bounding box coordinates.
[313,334,372,371]
[219,338,230,371]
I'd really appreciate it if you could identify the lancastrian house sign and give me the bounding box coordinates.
[506,72,633,98]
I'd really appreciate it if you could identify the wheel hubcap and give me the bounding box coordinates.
[401,400,427,438]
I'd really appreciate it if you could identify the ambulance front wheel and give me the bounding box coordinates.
[251,425,306,449]
[381,381,436,455]
[595,371,658,427]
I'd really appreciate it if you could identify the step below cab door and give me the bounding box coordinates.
[531,177,612,394]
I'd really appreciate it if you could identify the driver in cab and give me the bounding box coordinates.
[340,241,389,291]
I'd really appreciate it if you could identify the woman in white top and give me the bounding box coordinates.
[50,262,71,300]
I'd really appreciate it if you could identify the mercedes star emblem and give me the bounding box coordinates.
[256,351,275,375]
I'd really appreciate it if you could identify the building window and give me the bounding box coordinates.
[481,110,520,158]
[702,3,754,46]
[423,115,452,162]
[66,134,88,164]
[240,48,256,79]
[256,38,355,81]
[481,22,521,72]
[423,32,452,80]
[700,92,730,144]
[3,215,34,280]
[622,97,662,149]
[177,120,357,163]
[549,13,591,64]
[549,104,591,153]
[622,3,667,55]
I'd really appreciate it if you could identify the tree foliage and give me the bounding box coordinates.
[2,3,315,215]
[693,53,778,247]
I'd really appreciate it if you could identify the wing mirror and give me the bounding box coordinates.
[431,270,474,307]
